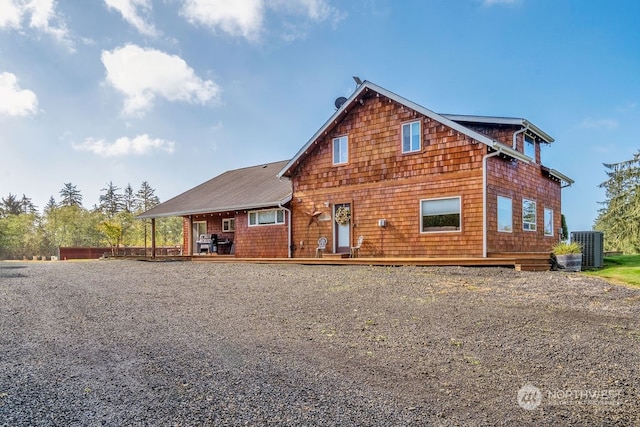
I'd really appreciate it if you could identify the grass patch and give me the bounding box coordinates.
[584,255,640,287]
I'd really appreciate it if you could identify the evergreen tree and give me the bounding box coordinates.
[99,181,124,217]
[594,150,640,253]
[59,183,83,207]
[123,183,136,213]
[1,193,22,217]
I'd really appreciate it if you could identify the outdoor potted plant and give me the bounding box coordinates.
[552,241,583,272]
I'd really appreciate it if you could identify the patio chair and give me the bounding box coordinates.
[351,235,364,258]
[316,236,328,258]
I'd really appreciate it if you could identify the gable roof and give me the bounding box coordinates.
[442,114,555,143]
[138,160,292,219]
[277,81,533,178]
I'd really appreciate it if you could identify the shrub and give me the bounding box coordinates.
[552,241,582,255]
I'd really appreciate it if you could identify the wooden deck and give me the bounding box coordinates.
[165,252,553,271]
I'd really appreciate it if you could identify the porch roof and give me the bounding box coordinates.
[138,160,292,219]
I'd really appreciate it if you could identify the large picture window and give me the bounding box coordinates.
[248,209,285,226]
[497,196,513,232]
[333,136,348,165]
[544,208,553,236]
[402,121,421,153]
[522,199,537,231]
[421,197,461,233]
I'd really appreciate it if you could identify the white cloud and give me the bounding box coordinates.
[0,72,38,117]
[0,0,72,48]
[181,0,264,40]
[270,0,342,22]
[101,44,220,116]
[180,0,344,41]
[73,134,175,157]
[578,118,619,130]
[104,0,157,36]
[0,0,23,29]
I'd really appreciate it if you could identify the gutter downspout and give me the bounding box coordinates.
[512,126,528,150]
[279,202,292,258]
[483,148,502,258]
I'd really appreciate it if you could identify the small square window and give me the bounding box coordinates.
[523,199,537,231]
[402,121,421,153]
[222,218,235,232]
[333,136,348,165]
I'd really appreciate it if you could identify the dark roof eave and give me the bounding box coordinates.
[137,194,293,219]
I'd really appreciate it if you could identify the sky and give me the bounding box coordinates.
[1,0,639,233]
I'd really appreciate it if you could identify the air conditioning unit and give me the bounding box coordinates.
[570,231,604,269]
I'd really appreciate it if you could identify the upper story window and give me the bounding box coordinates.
[248,209,285,226]
[421,196,461,233]
[524,135,536,161]
[333,136,348,165]
[222,218,235,232]
[522,199,537,231]
[402,121,421,153]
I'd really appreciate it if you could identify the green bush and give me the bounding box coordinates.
[552,241,582,255]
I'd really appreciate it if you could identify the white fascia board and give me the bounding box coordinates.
[549,168,574,185]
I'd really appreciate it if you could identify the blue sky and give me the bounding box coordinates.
[1,0,638,232]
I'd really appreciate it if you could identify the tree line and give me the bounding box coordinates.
[595,149,640,253]
[0,181,182,259]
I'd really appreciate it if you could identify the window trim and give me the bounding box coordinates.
[248,208,285,227]
[332,135,348,165]
[222,218,235,232]
[522,198,537,232]
[401,120,421,154]
[420,196,462,233]
[497,196,513,233]
[544,207,554,237]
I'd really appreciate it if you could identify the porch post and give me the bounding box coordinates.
[151,218,156,259]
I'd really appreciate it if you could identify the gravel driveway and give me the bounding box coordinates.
[1,260,639,426]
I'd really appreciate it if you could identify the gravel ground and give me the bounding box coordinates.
[1,260,639,426]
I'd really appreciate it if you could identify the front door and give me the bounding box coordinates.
[334,203,351,253]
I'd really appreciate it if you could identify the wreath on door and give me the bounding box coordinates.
[334,206,351,225]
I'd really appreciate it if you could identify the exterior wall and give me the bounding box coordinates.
[486,154,562,253]
[290,95,487,257]
[181,210,289,258]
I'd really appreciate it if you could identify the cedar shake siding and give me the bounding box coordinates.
[281,81,571,258]
[289,94,487,257]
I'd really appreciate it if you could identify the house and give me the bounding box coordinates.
[140,80,572,259]
[278,81,572,258]
[137,161,292,258]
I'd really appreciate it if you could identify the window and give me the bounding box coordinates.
[544,208,553,236]
[402,121,421,153]
[222,218,235,232]
[524,135,535,160]
[522,199,537,231]
[333,136,348,165]
[497,196,513,232]
[248,209,285,226]
[421,197,461,233]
